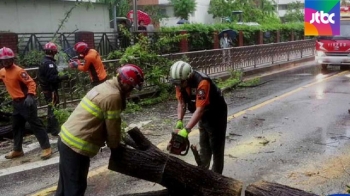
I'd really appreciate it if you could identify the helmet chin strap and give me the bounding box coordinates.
[82,48,89,56]
[121,82,134,92]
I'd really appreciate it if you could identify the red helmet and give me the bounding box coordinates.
[44,42,58,54]
[74,42,88,54]
[0,47,15,59]
[117,64,144,90]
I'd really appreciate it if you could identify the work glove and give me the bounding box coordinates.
[175,120,184,129]
[178,128,190,138]
[69,59,80,68]
[58,74,69,81]
[24,94,35,107]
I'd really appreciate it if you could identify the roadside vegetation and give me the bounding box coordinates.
[1,0,304,127]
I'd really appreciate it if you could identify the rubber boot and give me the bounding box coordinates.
[5,151,24,159]
[41,148,52,160]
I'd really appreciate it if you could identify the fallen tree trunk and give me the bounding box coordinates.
[245,181,319,196]
[119,189,169,196]
[0,122,32,139]
[108,127,243,196]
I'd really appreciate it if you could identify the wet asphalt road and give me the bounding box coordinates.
[2,63,350,196]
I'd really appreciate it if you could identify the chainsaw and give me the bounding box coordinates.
[167,131,190,156]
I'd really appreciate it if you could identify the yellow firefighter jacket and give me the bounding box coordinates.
[59,77,125,157]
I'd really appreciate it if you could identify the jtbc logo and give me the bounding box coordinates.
[310,11,335,24]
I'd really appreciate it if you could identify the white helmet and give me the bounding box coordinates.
[169,61,193,81]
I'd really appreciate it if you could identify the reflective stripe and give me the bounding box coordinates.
[60,126,100,154]
[105,110,120,119]
[80,97,104,119]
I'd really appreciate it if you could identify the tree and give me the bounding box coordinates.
[169,0,197,20]
[283,1,304,23]
[109,127,320,196]
[141,5,168,24]
[97,0,131,19]
[208,0,280,24]
[207,0,234,18]
[109,127,243,196]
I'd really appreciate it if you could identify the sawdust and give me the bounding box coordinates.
[287,153,350,188]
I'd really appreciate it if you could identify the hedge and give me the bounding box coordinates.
[159,22,311,51]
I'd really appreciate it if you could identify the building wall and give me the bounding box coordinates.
[189,0,215,24]
[138,0,159,5]
[276,0,304,17]
[0,0,111,33]
[137,0,304,26]
[158,0,215,27]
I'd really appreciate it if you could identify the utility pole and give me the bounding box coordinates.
[113,4,117,32]
[133,0,138,32]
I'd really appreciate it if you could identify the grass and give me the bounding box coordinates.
[215,70,261,90]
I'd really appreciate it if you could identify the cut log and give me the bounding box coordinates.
[0,124,12,136]
[0,110,11,122]
[108,127,243,196]
[245,181,319,196]
[119,189,169,196]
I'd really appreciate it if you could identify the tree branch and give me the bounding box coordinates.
[52,3,80,41]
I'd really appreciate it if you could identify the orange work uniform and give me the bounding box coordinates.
[0,64,51,155]
[175,80,211,109]
[78,49,107,84]
[0,64,36,99]
[174,70,227,174]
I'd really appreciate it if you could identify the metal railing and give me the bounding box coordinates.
[0,39,315,110]
[18,33,76,56]
[16,32,182,57]
[165,39,314,75]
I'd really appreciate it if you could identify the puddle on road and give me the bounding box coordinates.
[270,116,350,194]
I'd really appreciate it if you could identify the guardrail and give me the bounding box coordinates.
[0,39,315,110]
[164,39,314,75]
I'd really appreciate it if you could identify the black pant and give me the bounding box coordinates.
[43,90,60,135]
[56,138,90,196]
[12,99,51,151]
[198,97,227,174]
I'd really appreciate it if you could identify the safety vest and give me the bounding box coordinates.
[180,71,224,113]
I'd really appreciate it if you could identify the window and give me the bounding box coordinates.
[278,4,288,10]
[159,8,167,16]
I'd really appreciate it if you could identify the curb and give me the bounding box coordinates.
[243,56,315,77]
[0,156,59,178]
[210,56,315,80]
[0,139,58,164]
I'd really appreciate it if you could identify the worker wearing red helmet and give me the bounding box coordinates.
[55,64,144,196]
[38,42,69,136]
[0,47,52,160]
[69,42,108,87]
